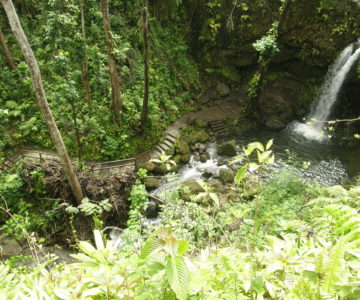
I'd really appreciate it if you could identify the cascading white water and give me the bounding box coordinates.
[293,40,360,140]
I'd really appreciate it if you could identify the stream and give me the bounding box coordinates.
[151,126,360,201]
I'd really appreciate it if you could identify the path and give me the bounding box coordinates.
[1,101,242,176]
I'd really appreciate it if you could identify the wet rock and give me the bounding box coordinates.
[194,155,200,162]
[181,153,191,163]
[136,161,155,172]
[0,235,22,259]
[219,168,235,184]
[265,119,286,130]
[260,92,293,129]
[144,201,158,218]
[202,170,213,179]
[144,177,160,190]
[198,143,207,154]
[217,82,230,97]
[217,140,237,156]
[200,154,208,163]
[204,151,210,160]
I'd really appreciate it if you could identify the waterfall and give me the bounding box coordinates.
[293,40,360,140]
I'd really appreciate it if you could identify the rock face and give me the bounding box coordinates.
[217,82,230,97]
[181,179,205,195]
[217,140,237,156]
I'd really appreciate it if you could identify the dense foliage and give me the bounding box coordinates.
[0,0,200,162]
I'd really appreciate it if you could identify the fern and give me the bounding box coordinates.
[321,238,346,296]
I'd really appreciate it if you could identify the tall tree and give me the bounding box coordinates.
[140,0,149,128]
[79,0,92,107]
[1,0,84,204]
[0,27,16,70]
[100,0,122,123]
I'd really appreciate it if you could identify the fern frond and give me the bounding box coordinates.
[307,197,341,207]
[321,238,346,296]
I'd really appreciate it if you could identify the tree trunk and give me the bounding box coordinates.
[140,0,149,128]
[1,0,84,204]
[79,0,92,107]
[100,0,122,123]
[0,27,16,70]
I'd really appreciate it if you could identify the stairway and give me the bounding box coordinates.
[208,120,228,137]
[155,132,178,154]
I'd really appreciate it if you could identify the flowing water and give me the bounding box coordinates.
[293,40,360,140]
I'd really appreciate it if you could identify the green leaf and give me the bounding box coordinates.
[266,139,273,150]
[93,230,104,250]
[177,240,189,256]
[165,256,189,300]
[235,164,248,184]
[209,192,219,207]
[140,238,165,260]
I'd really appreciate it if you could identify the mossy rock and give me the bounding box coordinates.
[194,129,210,143]
[217,140,237,156]
[137,161,155,172]
[144,177,160,190]
[194,119,208,128]
[181,153,191,163]
[219,168,235,184]
[174,138,190,154]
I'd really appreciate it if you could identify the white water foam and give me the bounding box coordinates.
[293,40,360,140]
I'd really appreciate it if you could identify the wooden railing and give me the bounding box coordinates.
[1,148,153,176]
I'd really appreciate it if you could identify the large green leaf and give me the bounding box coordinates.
[165,256,189,300]
[235,163,248,184]
[140,238,165,260]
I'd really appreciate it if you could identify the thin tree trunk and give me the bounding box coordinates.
[0,27,16,70]
[1,0,84,204]
[79,0,91,107]
[100,0,122,123]
[140,0,149,128]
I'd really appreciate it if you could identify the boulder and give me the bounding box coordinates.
[0,235,22,259]
[144,177,160,190]
[217,140,237,156]
[180,153,191,163]
[174,138,190,155]
[202,170,213,179]
[194,119,208,128]
[194,130,210,143]
[219,168,235,184]
[144,201,158,218]
[265,119,286,130]
[217,82,230,97]
[137,161,155,172]
[200,154,207,163]
[181,179,205,195]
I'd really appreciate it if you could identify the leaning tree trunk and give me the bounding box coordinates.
[0,27,16,70]
[79,0,92,107]
[100,0,122,123]
[1,0,84,204]
[140,0,149,129]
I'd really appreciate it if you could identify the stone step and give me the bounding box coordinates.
[209,120,222,125]
[167,132,178,139]
[163,139,174,148]
[166,134,177,143]
[156,143,170,153]
[216,129,228,136]
[211,124,225,130]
